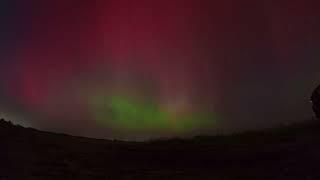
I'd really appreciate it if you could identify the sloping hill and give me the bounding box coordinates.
[1,118,320,179]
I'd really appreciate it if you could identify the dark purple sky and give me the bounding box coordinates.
[0,0,320,140]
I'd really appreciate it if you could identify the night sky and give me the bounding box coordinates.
[0,0,320,140]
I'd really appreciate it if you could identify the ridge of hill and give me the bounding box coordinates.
[1,118,320,179]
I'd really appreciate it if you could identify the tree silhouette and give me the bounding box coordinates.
[311,85,320,119]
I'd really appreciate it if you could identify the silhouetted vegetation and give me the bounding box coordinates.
[311,85,320,119]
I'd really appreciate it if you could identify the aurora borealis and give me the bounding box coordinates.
[0,0,320,139]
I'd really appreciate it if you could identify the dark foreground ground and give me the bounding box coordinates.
[1,119,320,179]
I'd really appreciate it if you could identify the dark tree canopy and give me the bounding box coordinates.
[311,85,320,119]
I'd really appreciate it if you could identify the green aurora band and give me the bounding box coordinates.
[89,94,217,135]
